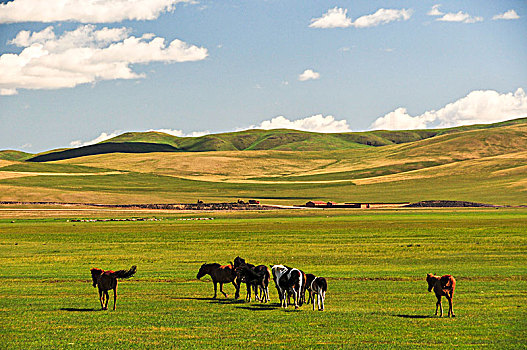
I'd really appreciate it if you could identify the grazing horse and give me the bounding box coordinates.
[196,263,238,298]
[309,276,327,311]
[270,265,290,304]
[305,273,316,304]
[278,268,305,309]
[90,265,136,310]
[236,264,271,302]
[426,273,456,317]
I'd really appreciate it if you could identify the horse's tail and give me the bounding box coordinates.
[112,265,137,279]
[318,277,328,293]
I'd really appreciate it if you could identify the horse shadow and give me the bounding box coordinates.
[169,297,216,301]
[208,298,245,305]
[60,307,98,312]
[235,303,276,311]
[393,314,431,319]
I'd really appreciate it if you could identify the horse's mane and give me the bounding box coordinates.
[90,268,104,277]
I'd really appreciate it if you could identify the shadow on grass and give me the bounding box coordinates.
[60,308,97,312]
[393,314,432,319]
[236,303,276,311]
[208,298,245,305]
[169,297,216,301]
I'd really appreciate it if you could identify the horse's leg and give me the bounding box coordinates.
[292,288,298,309]
[233,280,240,300]
[213,281,218,299]
[232,281,239,299]
[312,291,316,310]
[320,291,325,311]
[98,288,104,309]
[447,295,455,317]
[219,283,228,298]
[104,290,110,310]
[245,283,251,301]
[113,287,117,311]
[436,295,443,317]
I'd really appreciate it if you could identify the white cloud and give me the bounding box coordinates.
[493,10,520,20]
[352,8,413,28]
[70,131,120,147]
[370,88,527,130]
[310,7,412,29]
[147,129,209,137]
[428,4,444,16]
[0,25,208,94]
[436,11,483,23]
[298,69,320,81]
[309,7,353,28]
[0,0,192,23]
[252,115,351,133]
[0,88,18,96]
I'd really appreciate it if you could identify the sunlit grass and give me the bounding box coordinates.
[1,209,526,348]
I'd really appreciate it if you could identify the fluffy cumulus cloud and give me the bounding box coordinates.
[0,25,208,95]
[147,129,209,138]
[370,88,527,130]
[310,7,412,29]
[70,131,121,147]
[436,11,483,23]
[252,115,351,133]
[309,7,352,28]
[298,69,320,81]
[427,4,444,16]
[493,10,520,20]
[0,0,192,23]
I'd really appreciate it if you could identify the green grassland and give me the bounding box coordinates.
[0,209,526,349]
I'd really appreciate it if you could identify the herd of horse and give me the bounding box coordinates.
[196,256,328,311]
[89,261,456,316]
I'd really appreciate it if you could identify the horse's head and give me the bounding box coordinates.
[196,264,208,279]
[90,268,103,288]
[426,273,435,292]
[233,256,245,268]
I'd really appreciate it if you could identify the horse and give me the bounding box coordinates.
[426,273,456,317]
[309,276,327,311]
[278,268,305,309]
[235,264,271,302]
[196,263,238,299]
[305,273,316,303]
[270,265,290,304]
[90,265,136,310]
[234,257,256,301]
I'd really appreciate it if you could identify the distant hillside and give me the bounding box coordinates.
[0,150,32,161]
[22,117,527,162]
[28,142,178,162]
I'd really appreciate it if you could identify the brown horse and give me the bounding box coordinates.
[426,273,456,317]
[90,265,137,310]
[196,263,238,298]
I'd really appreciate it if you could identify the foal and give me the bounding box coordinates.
[426,273,456,317]
[90,265,137,310]
[309,276,327,311]
[235,264,270,302]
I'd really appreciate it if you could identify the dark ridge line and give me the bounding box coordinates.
[27,142,179,162]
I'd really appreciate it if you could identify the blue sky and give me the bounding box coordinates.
[0,0,526,152]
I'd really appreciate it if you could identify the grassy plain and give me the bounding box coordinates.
[1,208,526,349]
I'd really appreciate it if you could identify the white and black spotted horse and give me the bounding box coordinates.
[270,265,306,309]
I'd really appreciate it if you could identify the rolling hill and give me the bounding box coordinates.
[0,117,526,205]
[16,117,527,162]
